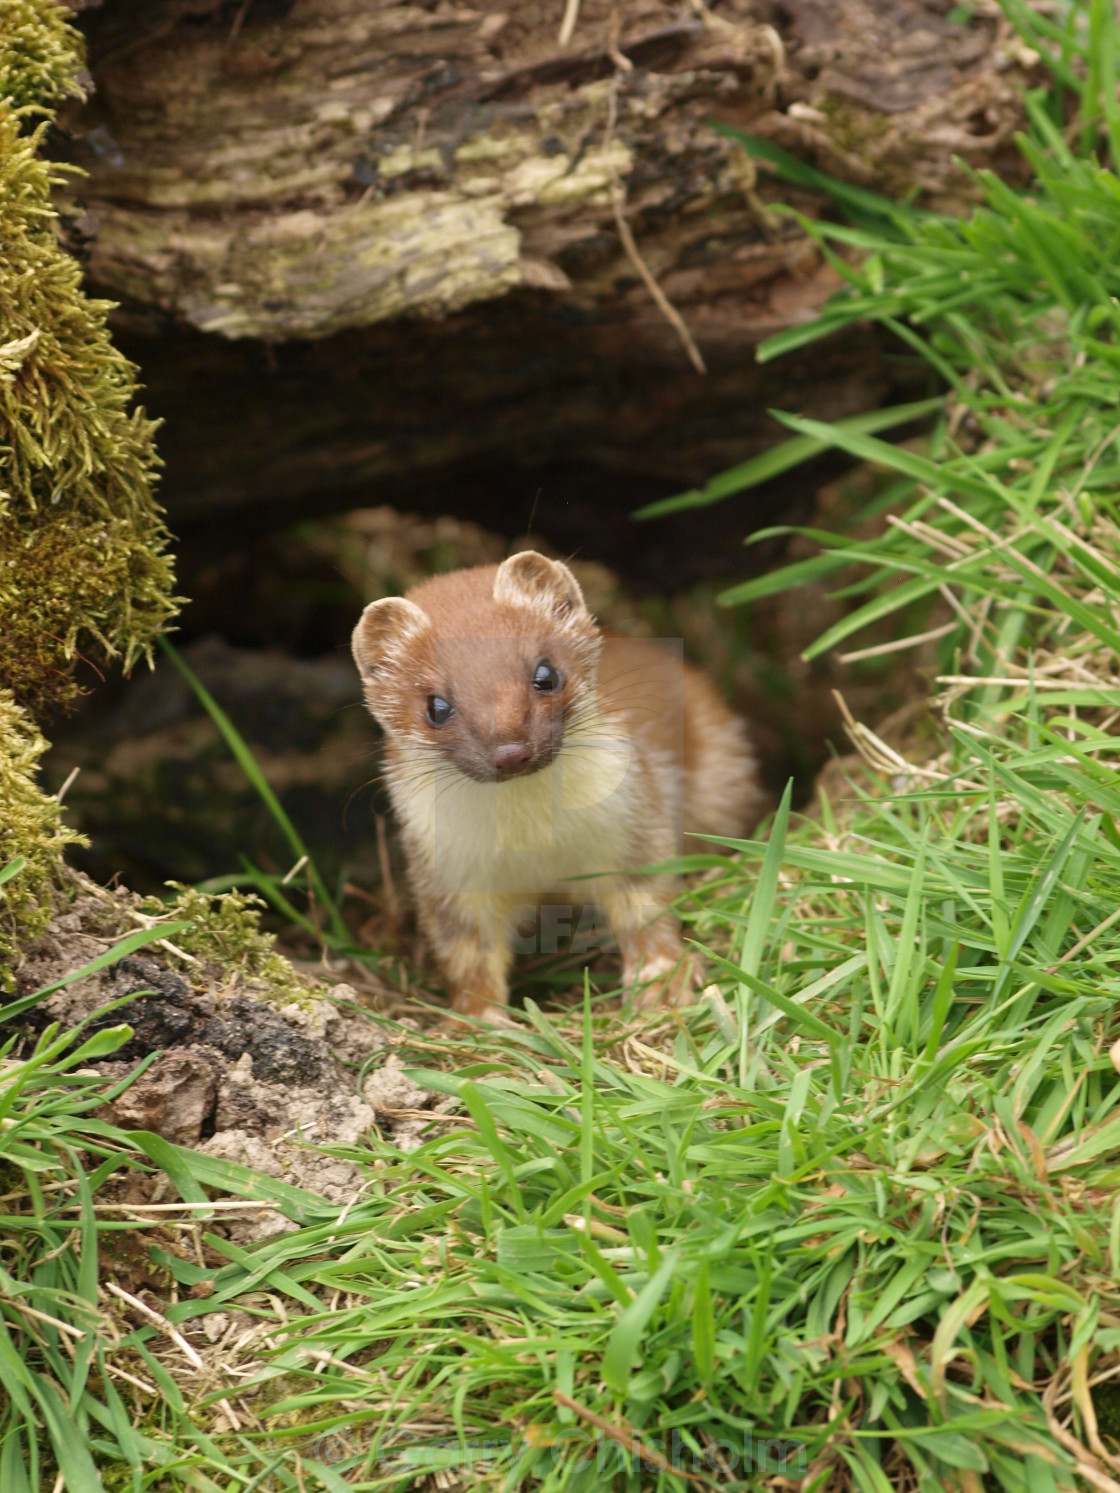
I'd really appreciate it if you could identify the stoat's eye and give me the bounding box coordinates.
[533,660,562,693]
[426,695,454,726]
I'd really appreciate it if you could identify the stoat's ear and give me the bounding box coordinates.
[493,551,588,621]
[352,597,431,680]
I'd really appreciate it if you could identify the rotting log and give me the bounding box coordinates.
[66,0,1037,551]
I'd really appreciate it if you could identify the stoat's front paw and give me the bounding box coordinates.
[445,989,516,1027]
[625,951,702,1012]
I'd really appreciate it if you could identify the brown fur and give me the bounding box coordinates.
[353,554,762,1020]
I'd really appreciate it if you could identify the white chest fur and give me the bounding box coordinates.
[388,718,641,899]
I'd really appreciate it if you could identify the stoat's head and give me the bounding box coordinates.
[352,552,602,783]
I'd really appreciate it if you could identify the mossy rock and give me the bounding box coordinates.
[0,689,83,989]
[141,883,315,1007]
[0,0,178,718]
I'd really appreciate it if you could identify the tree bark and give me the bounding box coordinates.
[68,0,1034,549]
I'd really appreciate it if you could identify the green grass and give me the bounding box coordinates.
[84,720,1120,1492]
[0,915,189,1491]
[0,897,347,1492]
[157,638,352,952]
[11,706,1120,1489]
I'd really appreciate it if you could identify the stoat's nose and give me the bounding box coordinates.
[493,741,534,778]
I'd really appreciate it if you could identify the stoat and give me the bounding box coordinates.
[352,551,761,1020]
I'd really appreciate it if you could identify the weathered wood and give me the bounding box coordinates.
[74,0,1029,337]
[67,0,1033,541]
[78,2,774,339]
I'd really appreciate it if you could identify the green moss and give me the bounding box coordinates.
[0,690,83,989]
[0,2,179,718]
[143,884,314,1003]
[0,0,84,111]
[818,97,893,155]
